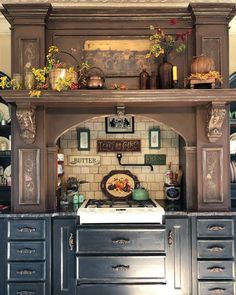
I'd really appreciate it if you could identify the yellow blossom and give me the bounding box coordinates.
[29,90,41,97]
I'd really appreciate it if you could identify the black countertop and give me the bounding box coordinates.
[1,200,236,217]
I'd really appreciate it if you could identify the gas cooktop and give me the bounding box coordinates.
[77,198,165,224]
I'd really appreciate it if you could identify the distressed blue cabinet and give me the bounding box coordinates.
[5,217,51,295]
[191,216,235,295]
[166,217,191,295]
[0,219,6,295]
[53,217,76,295]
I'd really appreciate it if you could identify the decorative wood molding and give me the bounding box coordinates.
[206,102,226,143]
[19,149,40,205]
[202,147,223,203]
[16,106,36,144]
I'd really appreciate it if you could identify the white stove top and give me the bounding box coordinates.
[77,199,165,224]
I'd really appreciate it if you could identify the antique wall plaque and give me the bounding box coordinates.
[97,139,141,152]
[202,147,223,203]
[19,148,40,205]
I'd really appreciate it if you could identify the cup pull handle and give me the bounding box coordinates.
[111,264,130,271]
[111,238,130,245]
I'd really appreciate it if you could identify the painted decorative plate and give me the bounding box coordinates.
[101,170,140,199]
[0,102,10,123]
[4,165,11,178]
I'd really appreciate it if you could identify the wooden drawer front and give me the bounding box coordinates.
[8,241,46,261]
[197,240,234,259]
[77,284,166,295]
[77,256,166,282]
[198,261,235,280]
[197,219,234,238]
[8,220,46,240]
[7,283,45,295]
[7,262,46,281]
[198,282,235,295]
[77,228,165,253]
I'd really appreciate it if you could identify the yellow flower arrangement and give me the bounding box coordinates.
[146,20,191,60]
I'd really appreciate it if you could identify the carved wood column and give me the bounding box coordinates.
[189,3,236,88]
[1,4,51,75]
[184,146,197,210]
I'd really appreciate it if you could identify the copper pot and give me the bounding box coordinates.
[87,67,105,89]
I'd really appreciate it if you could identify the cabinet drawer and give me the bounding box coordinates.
[197,240,234,259]
[77,284,166,295]
[7,262,46,281]
[77,256,166,283]
[8,219,46,240]
[7,282,45,295]
[198,261,235,280]
[198,282,235,295]
[197,219,234,238]
[77,228,165,253]
[8,241,46,260]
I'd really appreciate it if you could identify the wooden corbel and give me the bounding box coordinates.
[206,102,226,143]
[16,104,36,144]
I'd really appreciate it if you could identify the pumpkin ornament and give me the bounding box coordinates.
[189,54,222,88]
[191,54,215,74]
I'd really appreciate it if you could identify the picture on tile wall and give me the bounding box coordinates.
[149,127,160,149]
[77,128,90,151]
[105,115,134,133]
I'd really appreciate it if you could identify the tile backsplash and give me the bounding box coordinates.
[60,115,179,199]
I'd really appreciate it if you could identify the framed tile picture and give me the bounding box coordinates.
[149,127,160,149]
[77,128,90,151]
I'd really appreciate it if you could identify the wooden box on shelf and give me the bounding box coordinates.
[189,77,216,89]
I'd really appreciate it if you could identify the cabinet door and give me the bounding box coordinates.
[53,217,76,295]
[166,217,190,295]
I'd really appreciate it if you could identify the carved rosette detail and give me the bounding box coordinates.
[206,103,226,143]
[16,107,36,144]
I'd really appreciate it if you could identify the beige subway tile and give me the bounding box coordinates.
[84,174,94,183]
[102,157,112,165]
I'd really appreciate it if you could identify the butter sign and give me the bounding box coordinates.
[97,139,141,152]
[69,156,101,166]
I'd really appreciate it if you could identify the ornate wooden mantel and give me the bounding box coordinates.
[1,88,236,144]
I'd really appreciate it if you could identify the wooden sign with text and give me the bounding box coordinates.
[69,156,101,166]
[144,154,166,165]
[97,139,141,152]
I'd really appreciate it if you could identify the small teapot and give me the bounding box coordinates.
[86,67,105,89]
[132,187,149,201]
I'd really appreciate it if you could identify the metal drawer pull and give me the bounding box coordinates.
[209,288,226,294]
[111,238,130,245]
[168,230,173,246]
[17,248,36,254]
[16,269,36,275]
[68,233,74,251]
[17,290,36,295]
[207,266,225,273]
[208,246,224,253]
[208,225,225,231]
[17,226,36,233]
[112,264,130,271]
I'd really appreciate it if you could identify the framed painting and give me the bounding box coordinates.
[77,128,90,151]
[149,127,160,149]
[105,115,134,133]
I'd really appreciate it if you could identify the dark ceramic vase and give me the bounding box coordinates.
[158,55,173,89]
